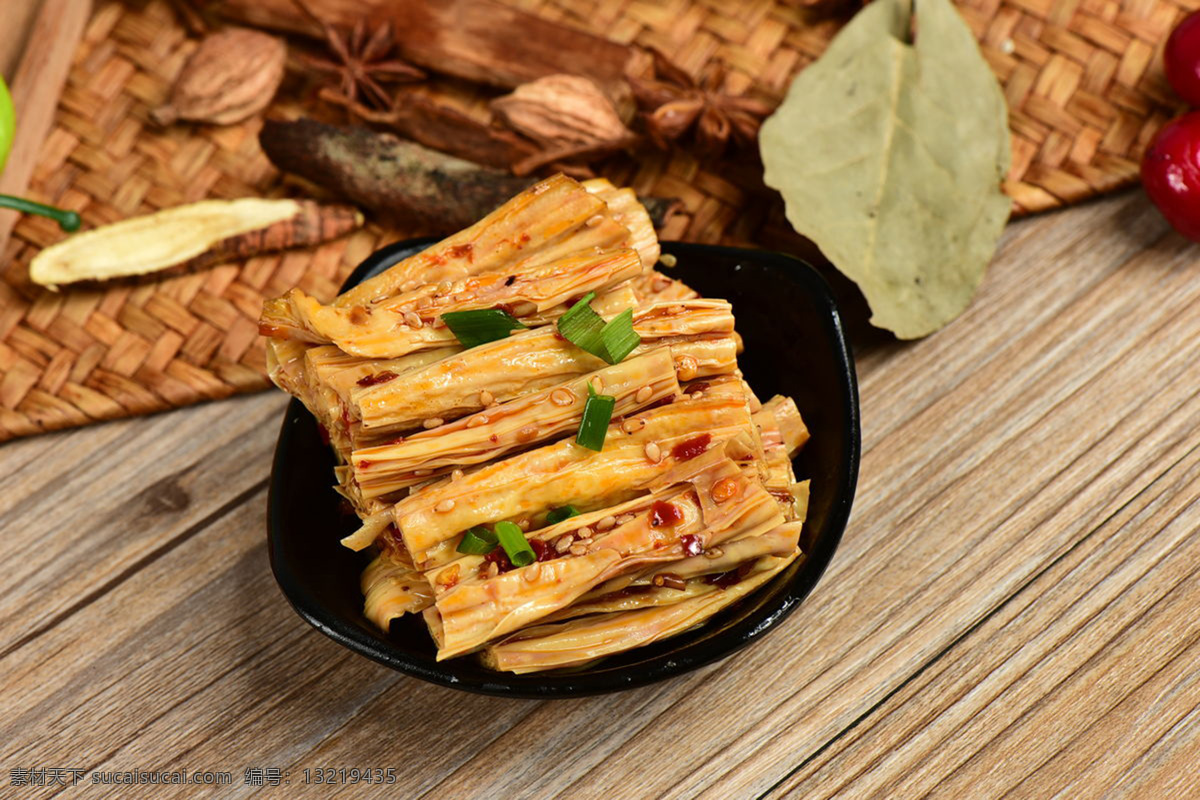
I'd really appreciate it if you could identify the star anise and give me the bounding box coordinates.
[297,3,425,110]
[629,48,775,158]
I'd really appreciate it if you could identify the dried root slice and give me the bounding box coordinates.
[30,198,363,289]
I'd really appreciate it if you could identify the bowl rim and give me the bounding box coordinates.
[268,238,860,697]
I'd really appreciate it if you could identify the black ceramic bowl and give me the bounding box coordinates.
[268,239,859,698]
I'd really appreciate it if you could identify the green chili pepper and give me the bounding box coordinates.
[0,76,81,233]
[0,76,13,172]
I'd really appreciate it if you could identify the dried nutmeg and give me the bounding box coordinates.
[153,28,287,126]
[491,74,635,151]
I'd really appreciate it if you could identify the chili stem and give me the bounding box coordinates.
[0,195,81,232]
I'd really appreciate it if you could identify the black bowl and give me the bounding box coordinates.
[268,239,860,697]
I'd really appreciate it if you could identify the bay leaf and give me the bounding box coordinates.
[759,0,1011,339]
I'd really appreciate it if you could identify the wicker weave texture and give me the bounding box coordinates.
[1,0,1197,440]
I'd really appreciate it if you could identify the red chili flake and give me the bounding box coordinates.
[671,433,712,461]
[552,330,566,342]
[530,538,555,562]
[489,434,500,444]
[707,562,753,589]
[356,370,398,388]
[647,395,675,410]
[688,382,711,394]
[484,547,514,573]
[494,302,515,315]
[358,459,373,469]
[650,501,683,528]
[316,423,331,445]
[680,533,703,556]
[448,243,474,261]
[519,232,531,244]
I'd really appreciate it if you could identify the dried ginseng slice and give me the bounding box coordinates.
[29,198,362,289]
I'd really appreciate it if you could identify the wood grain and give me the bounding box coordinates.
[0,0,92,253]
[2,189,1200,798]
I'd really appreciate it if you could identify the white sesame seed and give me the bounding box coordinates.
[569,543,588,557]
[401,279,421,292]
[635,385,654,403]
[485,561,500,578]
[517,424,538,442]
[659,254,677,268]
[586,214,605,227]
[435,499,456,513]
[451,469,464,481]
[551,388,575,406]
[524,564,541,582]
[403,310,424,329]
[480,390,496,407]
[423,417,444,429]
[704,547,724,560]
[596,515,617,531]
[466,415,489,428]
[676,355,699,381]
[575,527,592,539]
[621,418,646,434]
[554,535,574,553]
[645,441,662,463]
[590,376,604,393]
[413,468,432,476]
[616,514,636,525]
[517,518,532,531]
[438,280,454,293]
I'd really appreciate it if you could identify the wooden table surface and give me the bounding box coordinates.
[3,185,1199,798]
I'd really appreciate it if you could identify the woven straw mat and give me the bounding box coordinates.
[1,0,1196,440]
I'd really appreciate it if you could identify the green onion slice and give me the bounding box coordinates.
[576,384,616,451]
[441,308,526,349]
[457,525,498,555]
[494,521,536,567]
[545,505,581,525]
[557,293,642,364]
[600,308,640,364]
[557,292,607,360]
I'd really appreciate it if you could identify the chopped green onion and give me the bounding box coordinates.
[558,293,641,365]
[576,384,616,451]
[600,308,640,364]
[441,308,526,349]
[457,526,498,555]
[557,292,607,360]
[545,505,581,525]
[494,521,536,567]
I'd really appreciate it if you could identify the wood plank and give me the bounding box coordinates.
[768,431,1200,798]
[0,391,287,653]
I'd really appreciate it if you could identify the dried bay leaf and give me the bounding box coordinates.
[759,0,1011,339]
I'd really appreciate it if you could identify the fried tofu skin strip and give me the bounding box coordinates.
[481,552,798,673]
[338,173,627,307]
[763,394,810,455]
[362,551,435,628]
[351,300,736,436]
[269,247,645,357]
[424,457,782,658]
[351,349,681,497]
[396,383,756,569]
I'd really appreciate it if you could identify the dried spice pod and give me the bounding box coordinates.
[30,198,364,288]
[152,27,287,125]
[491,75,635,151]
